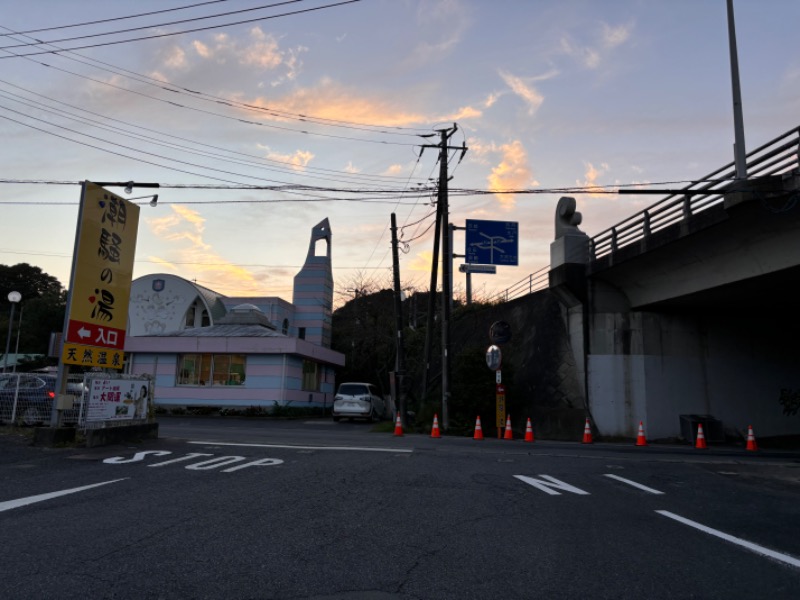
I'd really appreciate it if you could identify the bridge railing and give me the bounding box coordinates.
[484,125,799,304]
[482,267,549,304]
[591,125,800,260]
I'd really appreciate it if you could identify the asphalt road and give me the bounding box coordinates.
[1,417,799,599]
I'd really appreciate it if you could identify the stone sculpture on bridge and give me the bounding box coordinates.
[555,196,586,238]
[551,196,589,267]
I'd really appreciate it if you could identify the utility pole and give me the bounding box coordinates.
[421,186,442,403]
[419,124,465,430]
[390,213,406,426]
[727,0,747,179]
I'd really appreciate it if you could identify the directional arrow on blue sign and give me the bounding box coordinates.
[465,219,519,265]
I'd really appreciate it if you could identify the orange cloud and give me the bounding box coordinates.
[244,78,428,127]
[577,161,614,198]
[486,140,538,208]
[146,206,266,295]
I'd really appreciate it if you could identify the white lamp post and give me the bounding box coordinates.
[3,290,21,373]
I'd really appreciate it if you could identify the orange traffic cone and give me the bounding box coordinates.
[695,423,707,449]
[524,418,535,443]
[473,416,484,440]
[503,415,513,440]
[393,412,403,437]
[431,414,441,438]
[582,418,593,444]
[635,421,648,446]
[746,425,758,451]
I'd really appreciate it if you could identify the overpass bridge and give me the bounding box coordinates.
[549,125,800,441]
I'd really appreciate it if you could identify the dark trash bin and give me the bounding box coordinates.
[679,414,724,444]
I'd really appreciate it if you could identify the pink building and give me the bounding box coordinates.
[124,220,344,411]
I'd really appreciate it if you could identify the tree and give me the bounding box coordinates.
[1,263,66,356]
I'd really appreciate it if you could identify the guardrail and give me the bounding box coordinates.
[482,266,550,304]
[591,125,799,260]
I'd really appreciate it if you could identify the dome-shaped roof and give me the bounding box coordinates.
[232,303,261,312]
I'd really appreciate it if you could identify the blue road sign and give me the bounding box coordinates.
[465,219,519,265]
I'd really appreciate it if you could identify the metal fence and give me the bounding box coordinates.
[0,372,86,427]
[0,371,153,430]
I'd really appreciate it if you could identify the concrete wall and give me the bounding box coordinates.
[586,305,800,440]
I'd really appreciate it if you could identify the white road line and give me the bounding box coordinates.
[514,474,590,495]
[656,510,800,570]
[0,479,127,513]
[604,474,665,495]
[188,441,413,453]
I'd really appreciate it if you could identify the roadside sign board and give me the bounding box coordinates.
[62,343,125,369]
[465,219,518,266]
[63,182,140,368]
[496,383,506,428]
[86,377,150,422]
[459,264,496,274]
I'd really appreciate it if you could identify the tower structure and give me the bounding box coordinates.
[292,219,333,347]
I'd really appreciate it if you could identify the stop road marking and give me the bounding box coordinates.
[103,451,283,472]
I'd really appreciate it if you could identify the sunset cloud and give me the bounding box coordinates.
[577,161,610,197]
[499,71,544,115]
[483,140,538,208]
[559,21,633,70]
[263,148,315,171]
[146,206,265,294]
[165,27,306,85]
[382,164,404,176]
[408,249,435,274]
[245,79,428,127]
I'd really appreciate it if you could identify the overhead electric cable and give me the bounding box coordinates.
[0,25,430,136]
[0,88,423,188]
[0,1,231,36]
[0,1,363,59]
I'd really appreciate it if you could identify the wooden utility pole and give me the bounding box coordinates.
[419,125,465,430]
[390,213,406,425]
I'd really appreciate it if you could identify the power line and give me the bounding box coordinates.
[0,1,231,36]
[0,248,390,270]
[0,86,425,187]
[0,26,430,136]
[0,178,734,194]
[0,1,362,59]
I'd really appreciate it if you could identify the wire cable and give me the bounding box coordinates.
[0,1,231,36]
[0,1,362,59]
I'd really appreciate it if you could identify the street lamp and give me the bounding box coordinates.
[3,290,21,373]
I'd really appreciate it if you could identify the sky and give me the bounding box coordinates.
[1,0,798,307]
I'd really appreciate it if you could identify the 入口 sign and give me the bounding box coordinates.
[63,182,140,369]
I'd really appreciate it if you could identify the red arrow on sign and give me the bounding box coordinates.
[66,319,126,350]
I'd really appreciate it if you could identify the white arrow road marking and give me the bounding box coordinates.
[514,475,590,496]
[656,510,800,570]
[604,474,665,495]
[0,479,127,513]
[188,441,413,453]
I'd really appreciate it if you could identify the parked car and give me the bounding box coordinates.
[0,374,86,426]
[332,382,387,422]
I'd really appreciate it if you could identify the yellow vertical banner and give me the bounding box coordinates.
[64,182,140,368]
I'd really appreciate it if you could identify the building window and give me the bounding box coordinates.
[201,310,210,327]
[184,305,196,328]
[302,360,320,391]
[298,327,306,340]
[177,354,246,386]
[282,318,289,335]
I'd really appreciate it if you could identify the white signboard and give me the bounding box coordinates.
[87,378,150,422]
